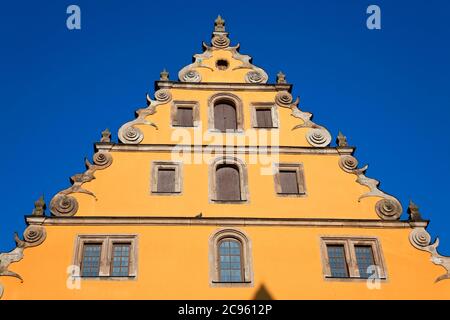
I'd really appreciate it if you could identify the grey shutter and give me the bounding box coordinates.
[214,103,237,131]
[279,170,299,194]
[256,109,273,128]
[157,168,176,193]
[177,107,194,127]
[216,165,241,201]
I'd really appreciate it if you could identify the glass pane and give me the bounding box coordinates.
[355,245,376,278]
[327,245,349,278]
[81,244,102,277]
[111,244,131,277]
[218,239,243,282]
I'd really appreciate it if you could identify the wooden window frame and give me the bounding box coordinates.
[320,236,387,281]
[274,163,307,197]
[171,100,200,127]
[209,228,253,287]
[209,156,249,204]
[208,92,244,133]
[73,235,138,280]
[250,103,279,129]
[151,161,183,195]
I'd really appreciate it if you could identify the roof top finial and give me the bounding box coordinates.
[160,68,169,81]
[408,200,425,222]
[214,15,226,33]
[336,131,348,147]
[101,128,111,143]
[32,195,46,216]
[277,71,287,84]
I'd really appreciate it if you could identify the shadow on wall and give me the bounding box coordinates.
[253,284,273,300]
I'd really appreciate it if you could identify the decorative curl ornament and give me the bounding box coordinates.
[410,228,432,248]
[245,70,264,83]
[211,35,230,48]
[180,69,201,83]
[338,155,359,173]
[154,89,172,103]
[120,126,144,144]
[50,195,79,217]
[375,198,402,220]
[275,91,293,108]
[306,128,332,147]
[22,226,46,248]
[93,151,113,169]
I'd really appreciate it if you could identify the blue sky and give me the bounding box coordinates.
[0,0,449,254]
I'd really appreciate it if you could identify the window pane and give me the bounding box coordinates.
[157,168,176,193]
[279,170,299,194]
[327,245,349,278]
[81,244,102,277]
[355,245,376,278]
[218,239,243,282]
[111,243,131,277]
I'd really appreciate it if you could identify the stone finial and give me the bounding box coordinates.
[160,69,169,81]
[214,15,226,32]
[32,195,46,216]
[276,71,286,84]
[408,200,425,222]
[336,131,348,147]
[101,128,111,143]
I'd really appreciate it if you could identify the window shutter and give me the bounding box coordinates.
[214,103,237,131]
[216,165,241,201]
[256,109,273,128]
[279,170,299,194]
[177,107,194,127]
[157,168,176,193]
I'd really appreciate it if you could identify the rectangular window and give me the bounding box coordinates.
[151,161,182,195]
[251,103,278,128]
[176,107,194,127]
[355,245,375,278]
[279,170,299,194]
[326,245,349,278]
[255,108,273,128]
[274,163,306,196]
[74,235,137,279]
[171,101,199,127]
[320,237,386,280]
[81,243,102,277]
[111,243,131,277]
[157,168,176,193]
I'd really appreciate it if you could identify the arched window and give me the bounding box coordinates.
[208,93,244,131]
[209,157,249,203]
[214,100,237,131]
[209,229,253,287]
[216,164,241,201]
[218,238,243,282]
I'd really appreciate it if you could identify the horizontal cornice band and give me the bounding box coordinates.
[95,143,355,155]
[155,81,292,92]
[26,216,428,229]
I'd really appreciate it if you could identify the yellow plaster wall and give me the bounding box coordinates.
[2,225,449,299]
[72,151,380,219]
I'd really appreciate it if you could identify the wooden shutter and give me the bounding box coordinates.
[214,103,237,131]
[279,170,299,194]
[256,108,273,128]
[157,168,176,193]
[216,165,241,201]
[177,107,194,127]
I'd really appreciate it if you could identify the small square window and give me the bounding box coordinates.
[255,108,273,128]
[151,161,182,195]
[274,163,306,196]
[172,101,199,127]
